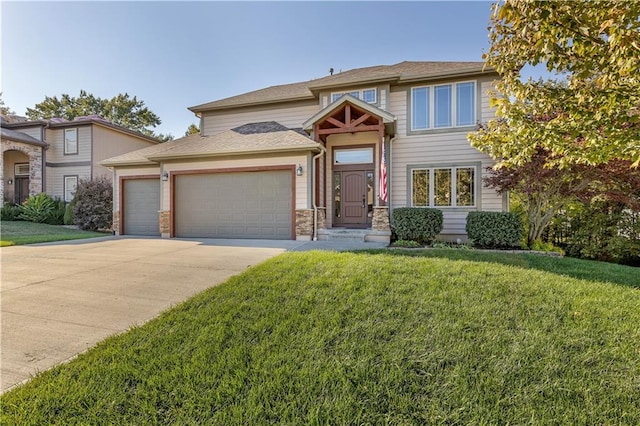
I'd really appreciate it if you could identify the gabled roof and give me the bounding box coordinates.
[102,122,321,166]
[0,126,48,147]
[302,94,396,134]
[190,61,494,113]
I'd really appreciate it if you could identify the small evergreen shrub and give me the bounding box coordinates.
[391,239,422,248]
[47,198,66,225]
[393,207,443,244]
[73,177,113,231]
[64,199,76,225]
[466,211,523,248]
[18,193,57,223]
[1,203,22,221]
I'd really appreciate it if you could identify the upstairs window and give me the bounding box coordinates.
[411,81,476,131]
[64,128,78,155]
[331,88,377,104]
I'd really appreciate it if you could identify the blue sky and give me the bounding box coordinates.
[2,1,501,138]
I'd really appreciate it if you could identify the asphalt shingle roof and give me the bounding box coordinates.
[102,122,320,166]
[190,61,492,112]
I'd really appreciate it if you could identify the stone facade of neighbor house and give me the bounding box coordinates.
[103,61,507,242]
[1,115,159,205]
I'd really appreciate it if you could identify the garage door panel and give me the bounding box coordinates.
[175,170,292,239]
[123,179,160,236]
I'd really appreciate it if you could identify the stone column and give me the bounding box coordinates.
[159,210,171,238]
[372,206,390,232]
[295,209,314,240]
[316,207,327,230]
[112,211,120,235]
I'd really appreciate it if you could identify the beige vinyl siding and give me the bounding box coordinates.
[92,125,157,179]
[45,126,92,163]
[202,102,320,136]
[388,80,502,237]
[45,165,91,200]
[15,126,43,141]
[480,79,497,123]
[161,153,310,211]
[113,166,161,212]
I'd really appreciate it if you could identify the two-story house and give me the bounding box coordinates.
[103,61,506,242]
[1,115,159,204]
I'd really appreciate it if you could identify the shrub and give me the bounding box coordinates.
[47,198,66,225]
[18,193,57,223]
[391,239,422,248]
[561,201,640,266]
[466,211,523,249]
[64,199,76,225]
[1,203,22,221]
[393,208,443,244]
[73,177,113,231]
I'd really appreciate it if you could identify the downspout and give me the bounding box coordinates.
[312,144,326,241]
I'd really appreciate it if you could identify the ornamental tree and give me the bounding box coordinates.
[469,0,640,167]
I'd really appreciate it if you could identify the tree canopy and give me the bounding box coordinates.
[469,0,640,167]
[185,123,200,136]
[0,92,15,116]
[26,90,162,137]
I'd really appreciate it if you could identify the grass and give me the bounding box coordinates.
[0,221,107,246]
[2,250,639,424]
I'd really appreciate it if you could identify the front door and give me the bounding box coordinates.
[334,170,373,227]
[14,177,29,204]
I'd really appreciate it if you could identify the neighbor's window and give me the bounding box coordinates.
[64,176,78,202]
[411,81,476,130]
[64,128,78,155]
[411,166,476,207]
[331,88,377,104]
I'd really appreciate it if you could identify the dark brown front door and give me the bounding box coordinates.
[334,170,373,227]
[15,177,29,204]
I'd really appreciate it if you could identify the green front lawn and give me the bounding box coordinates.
[0,221,108,246]
[2,250,639,424]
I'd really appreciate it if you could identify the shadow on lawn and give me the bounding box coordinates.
[352,248,640,289]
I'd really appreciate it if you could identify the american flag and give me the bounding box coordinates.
[379,143,388,202]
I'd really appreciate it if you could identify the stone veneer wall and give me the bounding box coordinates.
[295,209,314,238]
[112,211,120,234]
[1,141,44,202]
[159,211,170,236]
[372,206,390,231]
[316,207,326,230]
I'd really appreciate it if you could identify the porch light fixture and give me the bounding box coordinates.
[296,165,303,176]
[162,172,169,181]
[7,178,13,185]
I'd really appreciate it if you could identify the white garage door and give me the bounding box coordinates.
[123,179,160,236]
[174,170,293,239]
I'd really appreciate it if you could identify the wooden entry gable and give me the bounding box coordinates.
[315,103,385,142]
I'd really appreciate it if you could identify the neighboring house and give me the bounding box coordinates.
[103,61,506,242]
[1,115,159,204]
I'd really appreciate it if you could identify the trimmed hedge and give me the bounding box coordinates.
[393,207,443,244]
[466,211,523,248]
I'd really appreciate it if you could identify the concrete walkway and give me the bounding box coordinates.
[0,236,387,393]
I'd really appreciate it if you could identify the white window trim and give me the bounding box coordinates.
[410,80,476,131]
[410,165,477,208]
[331,88,377,104]
[64,175,78,202]
[64,128,78,155]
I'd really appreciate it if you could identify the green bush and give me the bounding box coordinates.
[47,198,66,225]
[466,211,523,249]
[1,203,23,221]
[73,177,113,231]
[64,199,75,225]
[18,193,58,223]
[391,239,422,248]
[393,208,443,244]
[562,202,640,266]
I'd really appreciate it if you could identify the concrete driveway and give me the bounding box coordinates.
[1,237,301,393]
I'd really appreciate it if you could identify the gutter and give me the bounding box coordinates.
[147,144,321,162]
[312,144,326,241]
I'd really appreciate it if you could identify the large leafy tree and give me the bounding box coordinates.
[185,123,200,136]
[0,92,15,115]
[470,0,640,167]
[26,90,162,137]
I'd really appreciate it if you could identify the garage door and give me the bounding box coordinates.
[123,179,160,236]
[174,170,292,239]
